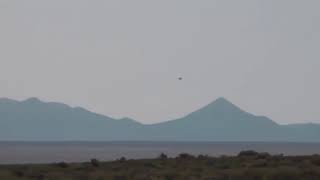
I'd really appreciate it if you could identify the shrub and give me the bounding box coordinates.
[257,152,271,159]
[177,153,194,159]
[57,162,69,168]
[159,153,168,160]
[91,158,100,167]
[238,150,259,157]
[198,154,209,160]
[119,157,126,162]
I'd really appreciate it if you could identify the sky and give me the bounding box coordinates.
[0,0,319,124]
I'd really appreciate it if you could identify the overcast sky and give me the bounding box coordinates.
[0,0,319,124]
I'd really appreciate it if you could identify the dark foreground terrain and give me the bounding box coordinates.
[1,151,320,180]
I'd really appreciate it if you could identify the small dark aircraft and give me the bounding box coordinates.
[178,77,183,80]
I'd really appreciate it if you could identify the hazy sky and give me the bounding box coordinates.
[0,0,319,124]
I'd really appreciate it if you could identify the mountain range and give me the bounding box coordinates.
[0,97,319,142]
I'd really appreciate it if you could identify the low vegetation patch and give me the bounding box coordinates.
[1,151,320,180]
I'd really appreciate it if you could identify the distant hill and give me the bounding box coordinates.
[144,98,320,142]
[0,97,319,142]
[0,97,143,141]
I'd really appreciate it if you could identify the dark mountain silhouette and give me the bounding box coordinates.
[0,97,319,142]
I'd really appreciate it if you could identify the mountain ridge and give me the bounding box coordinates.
[0,97,319,142]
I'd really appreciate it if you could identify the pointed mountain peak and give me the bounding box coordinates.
[213,97,232,104]
[209,97,238,108]
[194,97,247,115]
